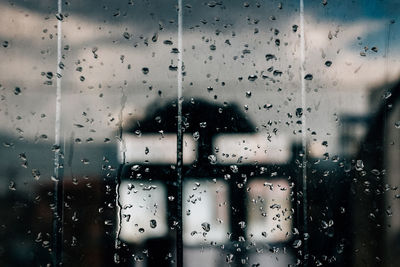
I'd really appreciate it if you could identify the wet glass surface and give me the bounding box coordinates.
[0,0,399,266]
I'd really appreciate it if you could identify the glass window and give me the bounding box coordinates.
[0,0,399,266]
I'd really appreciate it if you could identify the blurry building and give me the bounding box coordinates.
[351,79,400,267]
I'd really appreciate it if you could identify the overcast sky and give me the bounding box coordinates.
[0,0,399,156]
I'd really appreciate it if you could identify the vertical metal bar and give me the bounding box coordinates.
[299,0,309,265]
[53,0,63,265]
[176,0,184,266]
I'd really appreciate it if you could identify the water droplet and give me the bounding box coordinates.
[193,131,200,140]
[152,33,158,42]
[230,165,238,173]
[226,254,234,263]
[207,1,218,8]
[114,253,120,264]
[71,236,77,247]
[355,160,364,171]
[135,129,142,136]
[123,32,131,40]
[270,203,281,209]
[35,233,43,242]
[208,155,217,165]
[265,54,276,61]
[142,67,149,75]
[169,65,178,71]
[14,87,21,95]
[42,240,50,248]
[131,165,140,171]
[242,49,251,55]
[292,239,302,248]
[55,13,64,21]
[138,228,145,233]
[18,153,26,160]
[32,169,40,180]
[2,41,9,48]
[262,231,267,237]
[245,91,252,98]
[150,219,157,228]
[9,181,16,191]
[113,10,120,17]
[395,121,400,129]
[72,212,78,222]
[383,91,392,99]
[201,222,211,232]
[325,60,332,67]
[248,75,258,81]
[304,74,313,80]
[3,142,14,148]
[371,46,378,52]
[264,103,273,110]
[296,108,303,118]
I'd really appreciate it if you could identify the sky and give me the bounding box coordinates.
[0,0,399,158]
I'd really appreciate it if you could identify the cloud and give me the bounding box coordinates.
[0,2,399,152]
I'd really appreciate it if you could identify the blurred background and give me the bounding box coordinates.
[0,0,399,266]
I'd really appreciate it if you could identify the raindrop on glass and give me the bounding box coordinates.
[292,239,302,248]
[208,155,217,165]
[150,219,157,229]
[304,74,313,80]
[201,222,211,232]
[142,67,149,75]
